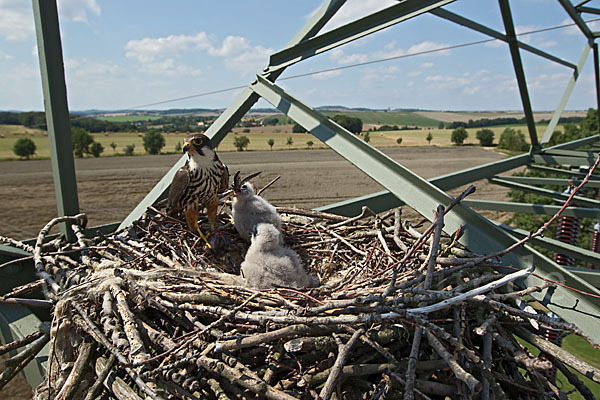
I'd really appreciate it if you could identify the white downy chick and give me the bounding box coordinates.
[241,223,319,289]
[232,182,281,242]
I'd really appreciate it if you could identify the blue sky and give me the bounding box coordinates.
[1,0,600,112]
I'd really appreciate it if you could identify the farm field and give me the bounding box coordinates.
[0,146,510,240]
[0,123,561,160]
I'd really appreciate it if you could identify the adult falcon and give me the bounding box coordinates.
[167,133,229,245]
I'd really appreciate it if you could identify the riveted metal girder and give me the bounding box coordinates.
[496,223,600,270]
[249,74,600,341]
[532,153,600,166]
[529,164,600,178]
[496,175,600,188]
[498,0,538,149]
[558,0,595,39]
[578,6,600,15]
[118,0,347,231]
[462,199,600,219]
[266,0,455,74]
[490,177,600,207]
[541,44,592,144]
[430,8,576,69]
[32,0,79,239]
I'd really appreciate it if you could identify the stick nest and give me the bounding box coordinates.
[2,203,598,400]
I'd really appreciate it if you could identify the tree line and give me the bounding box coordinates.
[445,115,583,130]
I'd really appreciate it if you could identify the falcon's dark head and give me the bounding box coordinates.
[183,134,213,156]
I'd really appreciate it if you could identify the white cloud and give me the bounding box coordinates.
[360,65,399,88]
[0,50,13,60]
[421,62,434,68]
[65,57,127,78]
[319,0,396,31]
[125,32,272,76]
[57,0,100,23]
[408,70,422,77]
[329,48,368,64]
[0,0,34,41]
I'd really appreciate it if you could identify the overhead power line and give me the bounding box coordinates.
[128,17,600,110]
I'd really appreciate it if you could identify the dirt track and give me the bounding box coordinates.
[0,146,510,240]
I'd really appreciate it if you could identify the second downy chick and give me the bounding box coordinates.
[241,223,319,289]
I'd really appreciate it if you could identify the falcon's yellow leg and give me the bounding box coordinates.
[185,206,211,248]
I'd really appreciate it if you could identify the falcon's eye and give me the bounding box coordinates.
[193,138,203,145]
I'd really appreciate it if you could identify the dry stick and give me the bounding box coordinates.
[33,214,87,296]
[54,340,95,400]
[0,330,44,357]
[426,331,481,393]
[481,329,493,400]
[0,332,49,391]
[110,284,149,364]
[0,297,53,308]
[510,324,600,384]
[319,327,365,400]
[256,175,281,196]
[489,281,553,301]
[276,207,348,222]
[404,204,445,400]
[0,279,44,300]
[330,206,371,228]
[547,355,597,400]
[393,208,409,252]
[83,354,116,400]
[94,356,142,400]
[406,266,533,315]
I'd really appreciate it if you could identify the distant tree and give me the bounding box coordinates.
[498,127,529,152]
[306,140,314,149]
[363,131,371,143]
[12,138,36,159]
[451,127,468,145]
[89,141,104,157]
[71,127,94,158]
[242,128,250,133]
[110,141,117,153]
[426,132,433,145]
[143,130,166,155]
[286,136,294,149]
[124,144,135,156]
[396,137,403,145]
[262,116,279,126]
[293,123,307,133]
[233,135,250,151]
[438,122,445,129]
[174,141,182,152]
[267,138,275,150]
[476,128,494,146]
[332,114,363,134]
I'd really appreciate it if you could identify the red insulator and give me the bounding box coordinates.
[538,324,564,383]
[553,216,580,267]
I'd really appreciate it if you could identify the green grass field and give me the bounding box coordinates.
[94,114,164,122]
[0,123,558,160]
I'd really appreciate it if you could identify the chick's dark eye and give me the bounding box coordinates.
[252,225,258,237]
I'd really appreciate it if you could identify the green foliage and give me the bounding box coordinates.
[142,130,166,155]
[242,128,250,133]
[286,136,294,148]
[12,138,36,159]
[89,141,104,157]
[396,137,403,145]
[306,140,314,149]
[475,128,494,146]
[71,127,94,158]
[426,132,433,145]
[363,132,371,143]
[498,127,528,152]
[233,135,250,151]
[174,141,182,152]
[548,109,598,146]
[450,127,468,145]
[292,123,307,133]
[17,112,46,129]
[332,114,363,134]
[110,141,117,152]
[123,144,135,156]
[267,138,275,150]
[438,122,445,129]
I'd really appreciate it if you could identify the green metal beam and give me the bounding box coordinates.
[267,0,455,74]
[118,0,347,230]
[532,153,599,166]
[494,175,600,188]
[528,163,600,178]
[430,8,576,70]
[558,0,595,39]
[490,177,600,207]
[463,199,600,219]
[498,0,538,149]
[250,75,600,341]
[497,222,600,268]
[577,6,600,15]
[32,0,79,239]
[543,149,599,158]
[565,267,600,289]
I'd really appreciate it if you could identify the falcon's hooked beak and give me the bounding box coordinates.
[182,142,191,153]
